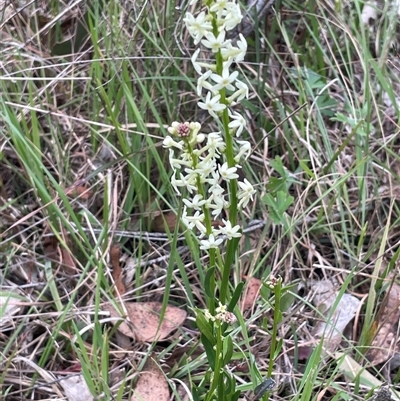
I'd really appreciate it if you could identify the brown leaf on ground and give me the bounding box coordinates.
[151,211,178,232]
[59,374,94,401]
[310,280,360,352]
[104,302,187,342]
[43,226,77,275]
[131,356,169,401]
[65,182,93,200]
[366,280,400,365]
[0,287,24,330]
[60,226,78,274]
[110,243,126,296]
[165,345,204,368]
[241,277,262,311]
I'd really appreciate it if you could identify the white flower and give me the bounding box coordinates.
[184,210,207,234]
[207,131,226,153]
[171,172,197,194]
[206,184,229,218]
[163,135,184,149]
[234,140,251,162]
[195,159,216,180]
[235,34,247,62]
[228,110,246,137]
[169,150,193,169]
[201,31,228,53]
[197,70,213,96]
[219,162,239,181]
[182,207,194,229]
[204,309,215,322]
[227,80,249,103]
[235,80,249,100]
[191,49,215,76]
[215,302,227,314]
[236,80,250,101]
[181,208,206,235]
[208,183,224,196]
[218,219,242,239]
[191,48,202,74]
[204,170,219,187]
[183,194,207,210]
[221,43,237,60]
[210,66,239,92]
[207,192,228,218]
[184,11,213,44]
[209,0,230,13]
[218,4,243,31]
[184,210,204,223]
[221,36,247,61]
[200,234,224,250]
[198,92,226,119]
[183,167,199,184]
[237,178,256,208]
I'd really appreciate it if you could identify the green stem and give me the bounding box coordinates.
[214,48,239,303]
[189,147,216,313]
[265,279,282,401]
[205,323,223,401]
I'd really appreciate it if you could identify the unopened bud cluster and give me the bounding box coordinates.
[204,303,237,325]
[163,0,256,250]
[265,276,279,290]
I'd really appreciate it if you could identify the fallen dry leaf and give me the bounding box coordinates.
[335,352,400,399]
[110,243,126,296]
[151,211,178,232]
[241,277,262,311]
[165,345,204,368]
[366,280,400,365]
[104,302,187,342]
[310,280,360,352]
[0,286,24,330]
[131,357,169,401]
[59,374,94,401]
[65,183,93,200]
[43,227,77,275]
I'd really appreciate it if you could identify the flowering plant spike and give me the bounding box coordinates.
[163,0,255,250]
[163,2,259,400]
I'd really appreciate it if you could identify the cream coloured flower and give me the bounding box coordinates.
[201,31,228,53]
[200,234,224,250]
[218,4,242,31]
[183,194,207,210]
[234,34,247,62]
[198,92,226,119]
[218,162,239,181]
[228,110,246,137]
[210,65,238,92]
[234,140,251,162]
[237,178,256,208]
[184,11,213,45]
[163,135,183,149]
[218,219,241,239]
[197,70,213,96]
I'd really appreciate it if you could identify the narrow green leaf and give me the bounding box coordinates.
[201,333,216,370]
[223,336,233,365]
[196,310,216,345]
[228,282,244,311]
